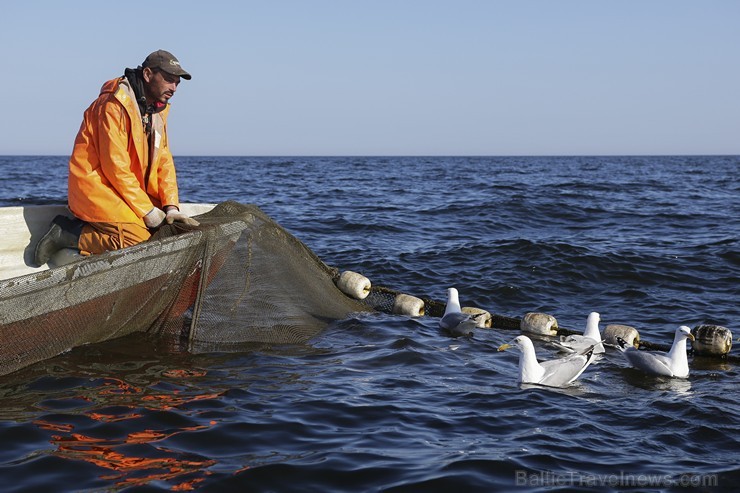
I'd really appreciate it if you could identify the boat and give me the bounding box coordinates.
[0,201,371,377]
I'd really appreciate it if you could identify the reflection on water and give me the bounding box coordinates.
[3,344,226,490]
[618,368,693,394]
[690,356,734,373]
[39,421,216,490]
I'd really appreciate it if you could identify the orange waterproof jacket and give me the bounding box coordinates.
[68,77,179,226]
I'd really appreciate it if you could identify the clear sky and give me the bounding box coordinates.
[1,1,738,156]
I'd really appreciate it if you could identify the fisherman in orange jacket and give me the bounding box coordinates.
[34,50,198,266]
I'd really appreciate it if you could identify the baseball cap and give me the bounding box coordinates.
[142,50,191,80]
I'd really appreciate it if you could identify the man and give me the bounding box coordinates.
[34,49,199,267]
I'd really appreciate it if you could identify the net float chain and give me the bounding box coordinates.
[521,312,732,357]
[390,296,491,327]
[335,270,427,317]
[336,271,492,327]
[335,274,732,355]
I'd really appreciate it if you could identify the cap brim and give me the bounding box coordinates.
[163,69,192,80]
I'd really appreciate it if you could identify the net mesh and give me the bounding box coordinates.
[0,202,371,375]
[151,201,375,350]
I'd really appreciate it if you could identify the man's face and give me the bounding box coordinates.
[143,67,181,104]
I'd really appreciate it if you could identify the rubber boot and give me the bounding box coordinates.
[33,215,84,267]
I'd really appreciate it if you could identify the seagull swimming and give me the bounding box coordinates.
[553,311,605,354]
[616,325,694,378]
[498,334,597,387]
[439,287,478,337]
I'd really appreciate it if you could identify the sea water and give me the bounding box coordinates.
[0,155,737,491]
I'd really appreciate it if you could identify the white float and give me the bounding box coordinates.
[691,324,732,356]
[392,294,425,317]
[603,324,640,348]
[520,312,558,336]
[336,271,371,300]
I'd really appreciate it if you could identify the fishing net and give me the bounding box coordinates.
[151,201,375,350]
[0,201,371,376]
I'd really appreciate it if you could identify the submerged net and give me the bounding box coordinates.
[151,201,374,350]
[0,201,372,376]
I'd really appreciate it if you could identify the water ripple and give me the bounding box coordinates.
[0,155,738,491]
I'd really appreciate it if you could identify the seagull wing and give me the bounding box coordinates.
[538,348,596,387]
[622,348,673,377]
[553,335,605,354]
[439,312,475,337]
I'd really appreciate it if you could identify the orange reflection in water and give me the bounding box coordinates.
[97,377,142,396]
[86,376,222,411]
[86,411,143,422]
[162,369,208,379]
[49,429,215,490]
[33,420,74,433]
[33,369,224,490]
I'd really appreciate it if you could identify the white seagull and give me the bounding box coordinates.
[498,334,597,387]
[439,287,478,337]
[616,325,694,378]
[553,312,605,354]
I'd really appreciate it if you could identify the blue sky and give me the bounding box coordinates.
[1,1,738,156]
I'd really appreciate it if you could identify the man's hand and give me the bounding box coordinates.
[143,207,166,228]
[165,209,200,226]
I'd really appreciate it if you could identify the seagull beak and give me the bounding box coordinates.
[497,343,511,352]
[687,333,695,341]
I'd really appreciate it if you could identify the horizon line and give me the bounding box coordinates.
[1,153,738,158]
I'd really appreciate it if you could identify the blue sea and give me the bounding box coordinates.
[0,155,738,492]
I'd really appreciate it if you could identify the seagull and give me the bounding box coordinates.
[553,312,605,354]
[616,325,694,378]
[498,334,597,387]
[439,287,478,337]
